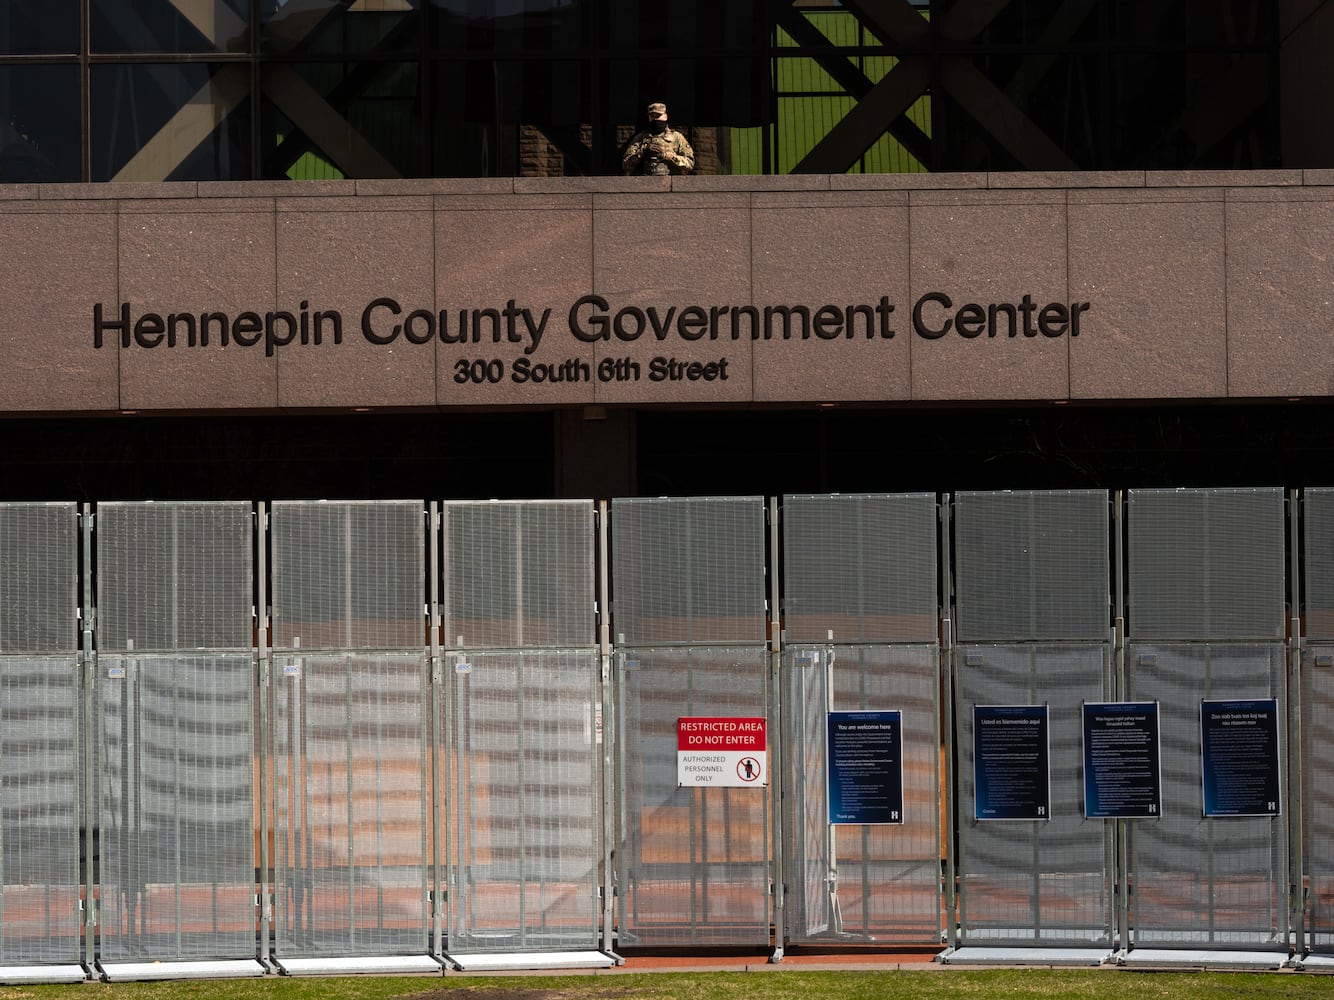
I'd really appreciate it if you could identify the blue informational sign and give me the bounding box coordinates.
[1200,698,1281,817]
[826,710,903,826]
[1083,701,1161,819]
[973,705,1050,821]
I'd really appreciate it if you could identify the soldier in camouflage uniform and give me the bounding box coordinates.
[622,102,695,176]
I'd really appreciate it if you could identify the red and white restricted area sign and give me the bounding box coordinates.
[676,716,767,788]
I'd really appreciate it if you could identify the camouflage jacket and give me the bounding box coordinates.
[622,127,695,176]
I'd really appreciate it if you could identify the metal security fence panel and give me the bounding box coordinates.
[1126,489,1285,641]
[270,501,424,653]
[271,652,430,958]
[1304,643,1334,953]
[950,491,1113,953]
[0,502,78,654]
[0,504,81,970]
[93,502,257,967]
[782,493,937,644]
[955,644,1112,946]
[784,643,941,944]
[445,650,601,952]
[615,646,771,947]
[1304,488,1334,953]
[1124,488,1288,953]
[954,491,1110,643]
[441,500,601,957]
[610,497,766,646]
[780,492,940,946]
[96,502,254,653]
[1124,643,1287,948]
[1305,489,1334,641]
[0,655,82,967]
[611,497,770,948]
[96,654,256,962]
[268,501,430,962]
[442,501,594,650]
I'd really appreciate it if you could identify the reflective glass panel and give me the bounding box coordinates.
[431,0,593,53]
[263,0,421,54]
[601,0,766,52]
[261,61,422,179]
[0,0,79,54]
[431,59,590,176]
[91,0,251,53]
[0,66,81,182]
[91,63,252,181]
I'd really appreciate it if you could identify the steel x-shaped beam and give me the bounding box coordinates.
[114,0,398,181]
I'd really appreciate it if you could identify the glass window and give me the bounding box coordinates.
[261,60,422,179]
[91,0,251,54]
[1104,0,1277,46]
[0,0,79,55]
[263,0,421,55]
[432,59,591,176]
[0,65,81,181]
[91,63,252,181]
[430,0,594,54]
[601,0,767,54]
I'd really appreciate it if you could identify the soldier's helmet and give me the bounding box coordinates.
[647,102,668,118]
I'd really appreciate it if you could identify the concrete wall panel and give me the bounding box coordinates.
[0,202,120,411]
[1069,190,1227,399]
[590,193,752,405]
[275,196,437,409]
[1226,189,1334,397]
[908,192,1070,401]
[435,197,594,406]
[117,199,279,410]
[751,193,910,403]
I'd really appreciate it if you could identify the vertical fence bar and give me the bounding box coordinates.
[941,496,956,950]
[1289,490,1304,958]
[768,497,785,962]
[257,503,270,967]
[428,503,443,963]
[599,502,617,960]
[1112,490,1128,958]
[82,503,97,973]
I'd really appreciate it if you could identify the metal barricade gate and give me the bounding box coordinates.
[780,494,942,947]
[611,497,773,949]
[92,502,263,980]
[439,500,609,970]
[0,503,83,983]
[267,501,438,976]
[1122,488,1289,967]
[946,491,1115,965]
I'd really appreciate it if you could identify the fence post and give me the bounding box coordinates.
[769,497,785,963]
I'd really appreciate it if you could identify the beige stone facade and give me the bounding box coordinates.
[3,170,1332,416]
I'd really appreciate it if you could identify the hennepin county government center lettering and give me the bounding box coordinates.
[92,292,1090,386]
[93,293,1091,356]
